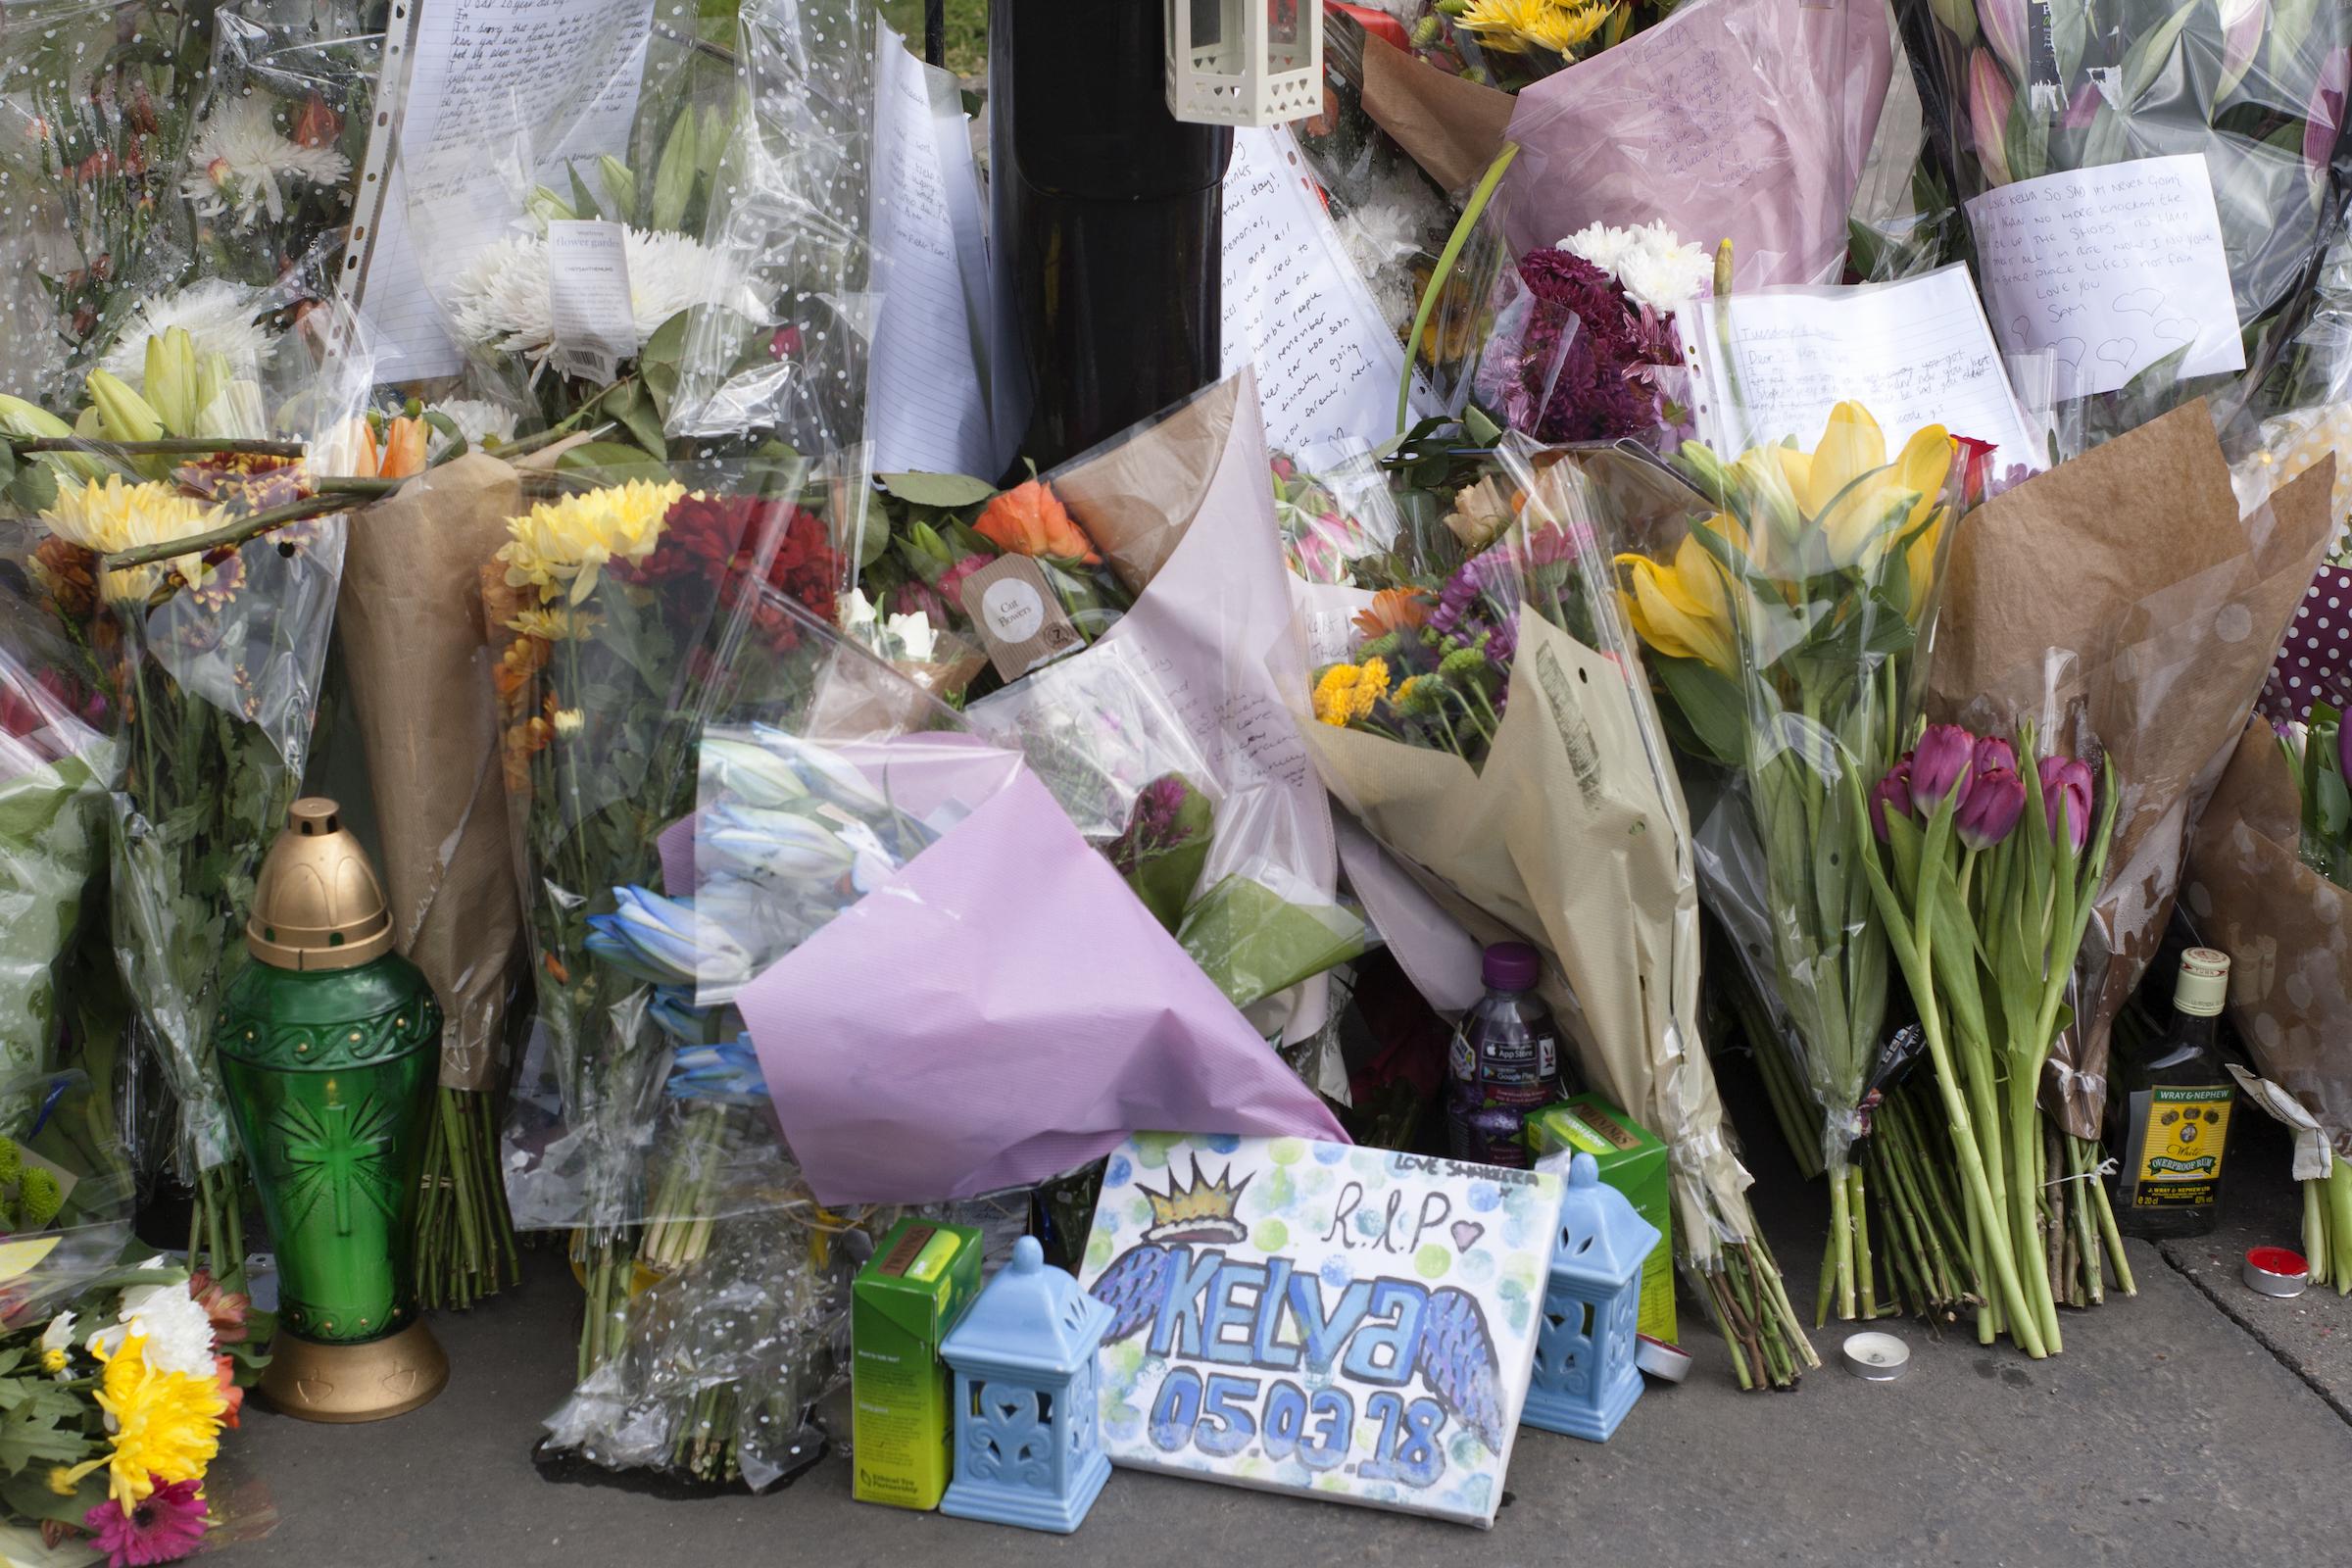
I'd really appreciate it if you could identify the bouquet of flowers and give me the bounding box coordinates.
[1897,0,2352,449]
[2188,714,2352,1294]
[1332,0,1892,293]
[15,436,345,1288]
[0,1252,261,1565]
[0,627,117,1084]
[1860,725,2127,1355]
[1467,221,1706,446]
[1301,435,1816,1387]
[1612,400,1972,1326]
[489,469,842,1365]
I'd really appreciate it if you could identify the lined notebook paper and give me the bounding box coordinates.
[343,0,658,385]
[1690,264,2045,474]
[867,30,1006,478]
[1222,126,1437,472]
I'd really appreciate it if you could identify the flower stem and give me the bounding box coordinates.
[1396,142,1520,434]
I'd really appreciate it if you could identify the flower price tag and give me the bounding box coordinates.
[956,555,1084,681]
[546,220,638,385]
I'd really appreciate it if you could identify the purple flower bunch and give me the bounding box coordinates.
[1872,723,2096,852]
[1484,250,1687,445]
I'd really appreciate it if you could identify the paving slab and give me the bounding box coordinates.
[229,1128,2352,1568]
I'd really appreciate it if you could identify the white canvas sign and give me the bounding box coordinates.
[1079,1133,1560,1528]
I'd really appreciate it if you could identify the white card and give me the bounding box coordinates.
[1222,128,1437,471]
[1964,153,2244,402]
[1690,264,2046,474]
[546,220,636,384]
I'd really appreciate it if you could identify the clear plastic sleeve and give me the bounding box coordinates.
[1291,433,1814,1383]
[1925,403,2338,1136]
[1896,0,2352,451]
[0,613,118,1085]
[0,1068,137,1329]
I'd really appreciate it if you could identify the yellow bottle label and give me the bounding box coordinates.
[2132,1086,2231,1207]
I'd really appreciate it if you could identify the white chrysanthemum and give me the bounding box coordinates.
[446,227,761,362]
[99,280,273,388]
[180,98,352,227]
[425,397,522,453]
[90,1278,216,1378]
[1337,201,1422,281]
[1614,221,1711,313]
[1559,220,1639,278]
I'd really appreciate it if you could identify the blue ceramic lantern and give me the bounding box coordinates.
[940,1236,1113,1533]
[1524,1152,1661,1443]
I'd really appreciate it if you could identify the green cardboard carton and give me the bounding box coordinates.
[853,1217,982,1509]
[1528,1094,1677,1344]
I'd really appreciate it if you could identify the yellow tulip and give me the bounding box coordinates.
[1891,422,1954,535]
[1901,505,1948,622]
[1615,514,1749,674]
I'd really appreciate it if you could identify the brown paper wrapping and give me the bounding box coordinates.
[2184,719,2352,1157]
[337,454,527,1091]
[1053,376,1241,598]
[1358,33,1514,196]
[1925,404,2335,1136]
[1303,611,1751,1259]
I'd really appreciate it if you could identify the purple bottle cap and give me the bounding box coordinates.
[1482,942,1541,992]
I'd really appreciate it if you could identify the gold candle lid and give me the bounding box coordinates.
[246,799,394,971]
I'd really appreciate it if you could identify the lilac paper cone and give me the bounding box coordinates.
[737,769,1347,1203]
[1498,0,1891,285]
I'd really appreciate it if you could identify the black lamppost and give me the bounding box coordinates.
[988,0,1233,470]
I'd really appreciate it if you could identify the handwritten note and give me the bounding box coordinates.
[868,29,1009,478]
[1222,127,1435,471]
[1691,264,2045,473]
[1965,154,2243,402]
[546,220,635,383]
[344,0,658,383]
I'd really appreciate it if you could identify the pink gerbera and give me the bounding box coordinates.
[83,1476,206,1567]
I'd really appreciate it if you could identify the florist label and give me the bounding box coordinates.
[1966,154,2243,402]
[1079,1133,1560,1527]
[956,555,1081,680]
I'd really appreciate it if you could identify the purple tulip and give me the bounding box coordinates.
[1970,50,2015,187]
[1977,0,2027,78]
[1972,734,2018,782]
[2063,81,2101,132]
[2038,756,2094,854]
[1871,757,1915,842]
[2218,0,2265,100]
[2312,48,2349,182]
[1956,760,2027,850]
[1911,724,1976,814]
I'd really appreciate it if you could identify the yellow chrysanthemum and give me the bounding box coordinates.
[1312,663,1365,727]
[55,1334,226,1511]
[505,605,603,642]
[1457,0,1609,56]
[46,1466,75,1497]
[1352,657,1392,721]
[498,479,685,605]
[40,1348,68,1375]
[38,475,227,606]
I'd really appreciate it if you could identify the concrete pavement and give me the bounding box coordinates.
[230,1115,2352,1567]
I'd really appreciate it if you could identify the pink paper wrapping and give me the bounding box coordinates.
[1497,0,1892,285]
[736,768,1348,1203]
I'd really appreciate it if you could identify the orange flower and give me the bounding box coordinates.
[974,480,1100,564]
[377,417,428,479]
[214,1356,243,1431]
[1352,587,1433,640]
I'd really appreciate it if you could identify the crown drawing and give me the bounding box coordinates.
[1140,1157,1252,1246]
